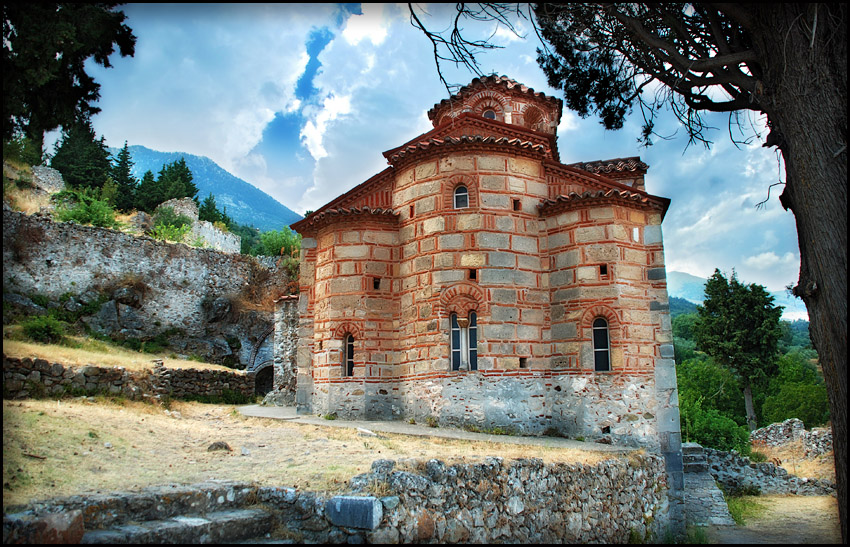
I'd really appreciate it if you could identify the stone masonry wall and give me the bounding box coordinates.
[4,454,674,544]
[3,209,278,367]
[2,356,255,401]
[750,418,834,458]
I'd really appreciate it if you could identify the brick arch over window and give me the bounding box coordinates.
[469,90,508,122]
[439,282,487,316]
[579,305,622,345]
[442,174,479,210]
[518,104,550,132]
[331,322,364,341]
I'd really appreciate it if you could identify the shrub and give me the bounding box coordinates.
[53,190,119,228]
[21,315,67,344]
[152,206,193,230]
[680,397,751,454]
[150,222,191,243]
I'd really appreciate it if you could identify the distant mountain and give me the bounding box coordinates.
[666,270,808,320]
[110,145,301,232]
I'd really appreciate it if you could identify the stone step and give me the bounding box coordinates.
[81,508,274,544]
[684,462,709,473]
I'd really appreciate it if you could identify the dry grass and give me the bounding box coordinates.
[752,440,836,482]
[3,183,51,215]
[2,398,617,510]
[2,337,237,373]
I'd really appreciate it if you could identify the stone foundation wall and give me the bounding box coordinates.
[2,356,255,401]
[4,455,675,544]
[307,372,658,447]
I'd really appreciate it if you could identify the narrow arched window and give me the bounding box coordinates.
[592,318,610,372]
[453,185,469,209]
[450,311,478,371]
[343,333,355,376]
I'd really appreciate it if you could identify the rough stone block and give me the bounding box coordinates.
[325,496,383,530]
[644,225,663,245]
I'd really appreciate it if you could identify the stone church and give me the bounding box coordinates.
[288,75,680,448]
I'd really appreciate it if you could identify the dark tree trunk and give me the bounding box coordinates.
[750,5,847,542]
[742,383,758,432]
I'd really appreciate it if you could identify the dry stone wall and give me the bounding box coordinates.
[4,455,676,544]
[2,356,255,401]
[750,418,833,458]
[3,209,280,368]
[704,447,835,496]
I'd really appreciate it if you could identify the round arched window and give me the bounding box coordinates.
[453,185,469,209]
[483,109,497,120]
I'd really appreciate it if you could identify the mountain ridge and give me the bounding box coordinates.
[666,270,808,320]
[109,145,301,232]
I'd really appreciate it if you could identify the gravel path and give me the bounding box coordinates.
[705,495,841,544]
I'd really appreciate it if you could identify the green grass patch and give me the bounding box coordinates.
[725,495,767,526]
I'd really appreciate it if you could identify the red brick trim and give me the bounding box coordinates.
[331,322,363,340]
[443,174,479,211]
[580,305,621,342]
[438,282,487,315]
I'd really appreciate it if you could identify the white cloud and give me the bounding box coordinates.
[342,4,390,45]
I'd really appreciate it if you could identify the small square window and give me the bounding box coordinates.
[519,357,528,369]
[468,269,477,281]
[512,198,521,211]
[600,264,608,277]
[372,277,381,290]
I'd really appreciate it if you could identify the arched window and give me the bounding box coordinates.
[592,318,610,372]
[483,109,496,120]
[450,311,478,371]
[343,333,355,376]
[453,185,469,209]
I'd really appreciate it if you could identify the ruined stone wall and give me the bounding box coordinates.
[4,455,675,544]
[3,209,278,366]
[2,356,255,401]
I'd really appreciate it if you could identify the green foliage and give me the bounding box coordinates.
[762,383,830,429]
[695,270,783,383]
[150,223,191,243]
[198,193,233,226]
[21,315,67,344]
[256,226,302,257]
[3,4,136,148]
[680,397,751,455]
[109,142,138,211]
[669,296,699,318]
[672,313,698,340]
[694,269,783,429]
[49,121,112,190]
[677,358,747,426]
[152,206,193,230]
[3,135,44,165]
[53,189,120,229]
[133,158,197,213]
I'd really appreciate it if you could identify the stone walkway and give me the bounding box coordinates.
[238,404,632,453]
[684,472,736,526]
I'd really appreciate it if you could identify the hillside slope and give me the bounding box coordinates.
[112,145,301,232]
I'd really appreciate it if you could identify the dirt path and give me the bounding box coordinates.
[706,495,841,544]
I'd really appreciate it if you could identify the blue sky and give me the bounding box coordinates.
[65,3,802,313]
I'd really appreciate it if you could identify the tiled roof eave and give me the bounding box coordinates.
[538,190,667,215]
[292,207,399,233]
[387,135,550,165]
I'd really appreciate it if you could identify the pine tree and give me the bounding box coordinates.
[110,141,138,211]
[49,120,111,190]
[157,157,198,203]
[134,170,161,213]
[694,269,783,431]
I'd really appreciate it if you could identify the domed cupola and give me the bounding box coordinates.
[427,75,563,135]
